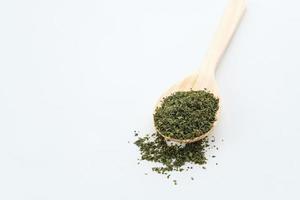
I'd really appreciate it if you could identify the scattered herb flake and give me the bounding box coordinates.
[134,134,209,175]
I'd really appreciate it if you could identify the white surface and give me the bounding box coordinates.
[0,0,299,199]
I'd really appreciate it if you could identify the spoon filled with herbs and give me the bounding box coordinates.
[154,0,246,144]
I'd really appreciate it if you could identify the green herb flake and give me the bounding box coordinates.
[173,180,177,185]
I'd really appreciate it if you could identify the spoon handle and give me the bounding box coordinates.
[200,0,246,75]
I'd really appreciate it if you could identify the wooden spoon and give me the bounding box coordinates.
[154,0,246,144]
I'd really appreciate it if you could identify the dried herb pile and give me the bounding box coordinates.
[134,133,211,175]
[154,90,219,140]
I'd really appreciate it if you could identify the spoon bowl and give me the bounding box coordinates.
[154,0,246,144]
[155,72,220,144]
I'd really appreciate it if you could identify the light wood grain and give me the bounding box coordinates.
[155,0,246,144]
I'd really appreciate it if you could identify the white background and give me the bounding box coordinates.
[0,0,300,199]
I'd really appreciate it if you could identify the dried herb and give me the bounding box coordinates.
[173,180,177,185]
[134,90,219,183]
[154,90,219,140]
[134,133,209,175]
